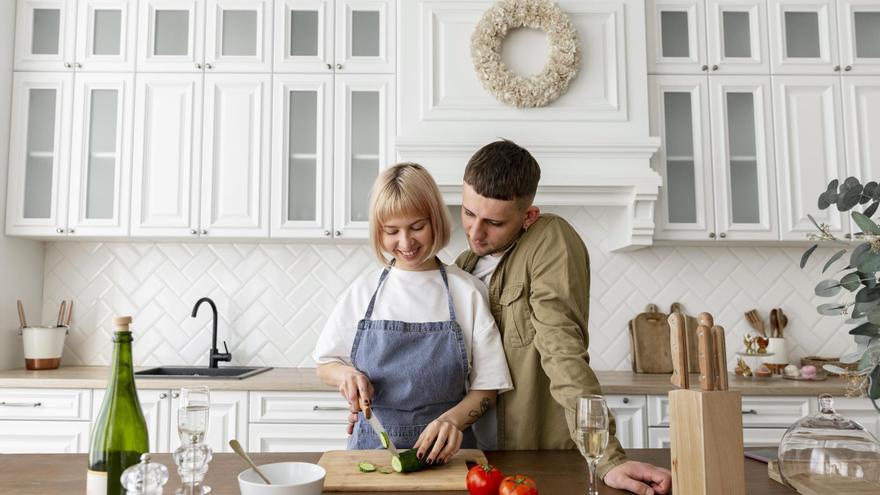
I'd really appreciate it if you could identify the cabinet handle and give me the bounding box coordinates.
[0,401,42,407]
[708,232,716,239]
[336,63,343,70]
[56,228,64,234]
[719,232,727,239]
[845,65,852,71]
[195,63,202,69]
[326,63,332,70]
[323,230,331,236]
[201,229,208,235]
[173,392,180,399]
[68,228,75,234]
[742,409,758,415]
[622,397,630,404]
[845,233,852,239]
[75,62,82,69]
[712,64,719,71]
[64,62,72,68]
[190,229,198,235]
[834,65,841,72]
[159,393,168,399]
[335,230,342,236]
[313,405,350,411]
[701,65,708,71]
[205,63,213,69]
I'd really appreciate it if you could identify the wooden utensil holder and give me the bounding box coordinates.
[670,389,746,495]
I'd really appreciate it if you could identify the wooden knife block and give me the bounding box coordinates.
[669,389,746,495]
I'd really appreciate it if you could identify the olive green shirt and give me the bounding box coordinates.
[456,214,628,479]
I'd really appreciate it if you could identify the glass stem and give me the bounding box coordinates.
[587,459,599,495]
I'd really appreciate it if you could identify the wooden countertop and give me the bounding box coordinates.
[0,450,796,494]
[0,366,849,395]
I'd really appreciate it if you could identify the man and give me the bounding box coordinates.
[454,140,672,495]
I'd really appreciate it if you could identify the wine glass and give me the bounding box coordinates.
[178,386,210,445]
[577,394,609,495]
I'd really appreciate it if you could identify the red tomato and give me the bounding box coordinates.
[465,464,504,495]
[498,474,539,495]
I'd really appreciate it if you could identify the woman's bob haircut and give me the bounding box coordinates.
[369,163,452,266]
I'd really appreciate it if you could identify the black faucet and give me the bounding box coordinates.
[191,297,232,368]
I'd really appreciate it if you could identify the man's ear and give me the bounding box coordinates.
[522,206,540,230]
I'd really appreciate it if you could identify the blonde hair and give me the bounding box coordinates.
[369,163,452,266]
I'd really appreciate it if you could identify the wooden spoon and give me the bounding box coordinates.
[229,439,271,484]
[777,309,788,339]
[770,309,778,338]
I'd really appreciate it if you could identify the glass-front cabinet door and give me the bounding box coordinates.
[274,0,334,73]
[772,77,847,240]
[335,0,395,73]
[705,0,769,74]
[710,76,778,240]
[14,0,77,71]
[843,78,880,235]
[138,0,205,72]
[271,75,334,238]
[200,74,271,237]
[204,0,272,72]
[649,76,716,240]
[5,73,72,236]
[67,73,133,236]
[768,0,840,74]
[839,0,880,75]
[647,0,708,74]
[333,74,394,238]
[74,0,138,71]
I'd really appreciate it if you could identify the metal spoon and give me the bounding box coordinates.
[229,439,271,485]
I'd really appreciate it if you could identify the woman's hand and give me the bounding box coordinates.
[414,418,463,465]
[338,368,373,406]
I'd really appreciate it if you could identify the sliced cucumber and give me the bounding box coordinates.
[391,448,429,473]
[378,467,394,474]
[379,431,390,449]
[357,461,377,473]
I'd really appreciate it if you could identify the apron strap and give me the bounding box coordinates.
[362,258,456,322]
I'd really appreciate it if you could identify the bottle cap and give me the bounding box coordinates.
[114,316,133,326]
[120,453,169,495]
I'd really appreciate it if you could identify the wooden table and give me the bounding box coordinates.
[0,449,796,494]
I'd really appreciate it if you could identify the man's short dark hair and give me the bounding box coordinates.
[463,139,541,205]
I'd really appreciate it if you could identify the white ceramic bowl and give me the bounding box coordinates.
[237,462,326,495]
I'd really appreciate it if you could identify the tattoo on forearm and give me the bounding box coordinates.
[465,398,492,426]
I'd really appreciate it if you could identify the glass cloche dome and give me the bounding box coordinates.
[777,394,880,491]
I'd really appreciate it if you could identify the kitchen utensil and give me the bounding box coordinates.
[770,309,779,338]
[317,449,487,491]
[64,300,73,326]
[16,300,26,328]
[238,462,326,495]
[668,312,689,389]
[629,304,673,373]
[230,439,272,485]
[744,309,766,337]
[359,397,399,457]
[55,301,66,327]
[711,325,728,391]
[698,312,714,327]
[671,303,701,372]
[697,325,717,391]
[20,325,68,370]
[777,308,788,338]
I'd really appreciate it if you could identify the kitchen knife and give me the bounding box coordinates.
[359,398,399,456]
[668,312,689,389]
[697,325,717,391]
[698,312,714,328]
[711,325,728,391]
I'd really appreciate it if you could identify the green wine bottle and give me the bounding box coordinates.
[87,316,149,495]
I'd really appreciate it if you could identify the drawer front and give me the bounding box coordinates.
[250,391,350,423]
[0,420,91,453]
[0,389,91,420]
[648,395,809,427]
[248,423,349,452]
[648,426,787,448]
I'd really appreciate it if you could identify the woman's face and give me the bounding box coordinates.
[381,215,436,271]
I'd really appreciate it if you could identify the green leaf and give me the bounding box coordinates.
[823,249,847,273]
[865,181,878,198]
[841,350,865,363]
[861,271,878,288]
[865,201,880,219]
[801,244,819,269]
[824,364,849,375]
[818,303,847,316]
[818,193,832,210]
[841,272,862,291]
[856,286,880,303]
[870,366,880,400]
[849,322,880,337]
[815,279,842,297]
[840,184,864,210]
[807,213,823,231]
[851,243,872,268]
[869,307,880,325]
[859,253,880,273]
[845,177,862,189]
[853,300,879,318]
[852,211,880,235]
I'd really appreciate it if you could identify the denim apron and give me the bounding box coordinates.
[348,260,477,450]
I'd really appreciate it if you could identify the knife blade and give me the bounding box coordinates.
[668,312,689,389]
[711,325,728,391]
[697,325,717,391]
[360,398,399,456]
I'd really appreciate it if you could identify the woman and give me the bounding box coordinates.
[313,163,512,464]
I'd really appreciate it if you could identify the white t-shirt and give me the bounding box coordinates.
[312,264,513,393]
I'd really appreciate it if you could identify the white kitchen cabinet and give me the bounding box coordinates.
[93,388,172,453]
[170,390,248,452]
[249,423,350,452]
[768,0,841,75]
[648,394,810,428]
[248,391,350,452]
[843,78,880,211]
[824,397,880,439]
[0,388,92,454]
[74,0,139,72]
[648,426,788,448]
[838,0,880,75]
[773,76,848,240]
[0,421,92,453]
[647,0,769,75]
[137,0,206,72]
[606,395,647,449]
[274,0,394,74]
[14,0,77,71]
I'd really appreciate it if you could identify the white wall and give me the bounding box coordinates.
[0,0,46,370]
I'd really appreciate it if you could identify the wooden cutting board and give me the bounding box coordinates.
[670,303,701,372]
[629,304,673,373]
[318,449,488,491]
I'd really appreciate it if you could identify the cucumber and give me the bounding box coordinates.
[391,448,430,473]
[357,461,377,473]
[379,431,390,449]
[378,467,394,474]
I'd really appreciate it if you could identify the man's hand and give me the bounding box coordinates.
[603,461,672,495]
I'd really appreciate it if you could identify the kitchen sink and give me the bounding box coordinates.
[135,366,273,379]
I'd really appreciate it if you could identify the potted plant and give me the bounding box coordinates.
[802,178,880,413]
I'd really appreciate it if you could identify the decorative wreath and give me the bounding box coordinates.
[471,0,581,108]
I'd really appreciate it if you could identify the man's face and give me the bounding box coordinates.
[461,183,538,256]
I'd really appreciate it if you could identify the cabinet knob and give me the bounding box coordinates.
[172,392,180,399]
[712,64,719,71]
[336,64,343,70]
[719,232,727,239]
[64,62,72,68]
[195,63,202,69]
[56,228,64,234]
[190,229,198,235]
[834,65,841,72]
[75,62,82,69]
[709,232,716,239]
[159,393,168,399]
[205,63,213,69]
[845,65,852,71]
[326,63,332,70]
[323,230,331,236]
[335,230,342,236]
[701,65,708,71]
[68,228,75,234]
[201,229,208,235]
[622,397,630,404]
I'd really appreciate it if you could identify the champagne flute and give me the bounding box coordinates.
[178,386,210,445]
[577,394,609,495]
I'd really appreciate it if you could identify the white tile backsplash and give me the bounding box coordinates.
[43,206,855,370]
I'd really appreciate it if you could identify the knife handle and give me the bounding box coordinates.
[698,312,714,328]
[359,397,372,419]
[668,312,689,389]
[712,325,729,391]
[697,325,717,391]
